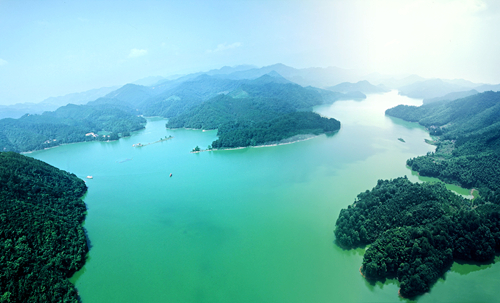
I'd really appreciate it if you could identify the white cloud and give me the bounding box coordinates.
[207,42,241,53]
[128,48,148,58]
[0,58,7,66]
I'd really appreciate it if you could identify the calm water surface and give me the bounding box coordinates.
[29,91,500,302]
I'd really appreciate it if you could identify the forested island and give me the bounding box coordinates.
[166,77,341,149]
[0,152,88,302]
[334,90,500,298]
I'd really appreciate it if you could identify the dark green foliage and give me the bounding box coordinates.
[166,79,339,149]
[141,75,244,118]
[335,177,500,298]
[386,91,500,204]
[386,91,500,139]
[0,103,146,153]
[0,152,88,302]
[211,112,340,148]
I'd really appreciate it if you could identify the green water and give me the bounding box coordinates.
[28,91,500,302]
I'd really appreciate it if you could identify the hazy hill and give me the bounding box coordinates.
[376,74,427,89]
[208,63,362,87]
[100,83,156,108]
[475,83,500,93]
[0,86,119,119]
[326,80,389,94]
[132,75,165,86]
[41,85,119,107]
[141,74,245,118]
[423,89,479,104]
[398,78,471,99]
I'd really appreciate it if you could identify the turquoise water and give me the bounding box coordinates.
[28,91,500,302]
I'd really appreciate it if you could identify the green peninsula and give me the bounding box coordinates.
[335,91,500,298]
[0,152,88,302]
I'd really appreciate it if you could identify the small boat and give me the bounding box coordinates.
[169,173,172,177]
[86,176,93,179]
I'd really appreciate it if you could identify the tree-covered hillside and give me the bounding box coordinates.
[211,112,340,148]
[141,74,245,118]
[335,177,500,298]
[0,103,146,153]
[386,91,500,203]
[334,90,500,298]
[0,152,88,302]
[166,77,341,149]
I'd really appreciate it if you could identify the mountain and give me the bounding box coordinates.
[40,85,120,107]
[141,74,246,118]
[0,103,57,119]
[132,75,165,86]
[207,63,363,88]
[167,76,328,130]
[98,83,157,108]
[386,91,500,201]
[326,80,390,94]
[166,75,340,149]
[398,78,471,99]
[205,64,257,76]
[475,83,500,93]
[0,103,146,153]
[441,78,481,89]
[0,85,119,119]
[337,91,500,298]
[377,74,427,89]
[423,89,479,104]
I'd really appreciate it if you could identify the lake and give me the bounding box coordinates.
[28,90,499,302]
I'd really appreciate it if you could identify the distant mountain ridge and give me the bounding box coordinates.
[398,78,472,99]
[423,89,479,104]
[326,80,389,94]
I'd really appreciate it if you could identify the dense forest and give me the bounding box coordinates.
[166,79,341,149]
[0,72,350,153]
[0,103,146,153]
[386,91,500,203]
[335,177,500,298]
[0,152,88,302]
[211,112,340,148]
[334,90,500,297]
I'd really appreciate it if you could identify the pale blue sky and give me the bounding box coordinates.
[1,0,499,105]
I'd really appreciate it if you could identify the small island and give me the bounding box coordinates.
[133,135,173,148]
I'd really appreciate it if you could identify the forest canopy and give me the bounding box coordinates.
[166,79,341,149]
[0,152,88,302]
[386,91,500,204]
[335,91,500,298]
[335,177,500,298]
[0,103,146,153]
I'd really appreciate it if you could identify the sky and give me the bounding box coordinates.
[1,0,500,105]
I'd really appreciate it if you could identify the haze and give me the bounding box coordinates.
[1,0,499,105]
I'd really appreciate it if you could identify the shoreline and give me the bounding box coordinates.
[190,134,321,153]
